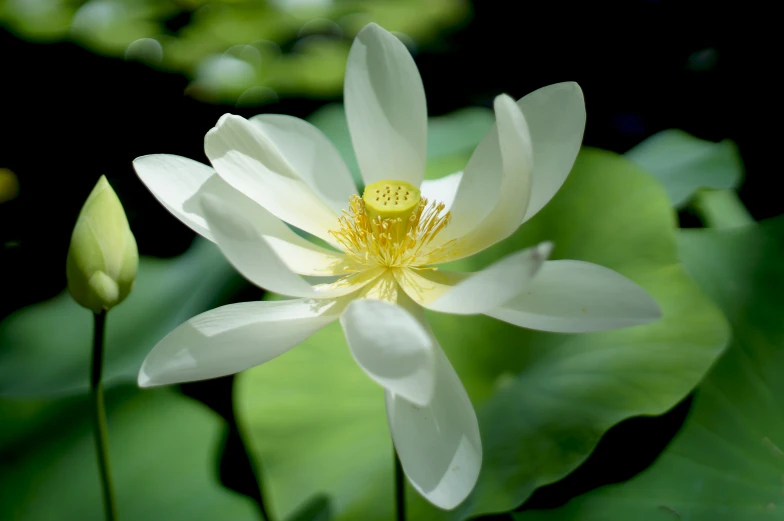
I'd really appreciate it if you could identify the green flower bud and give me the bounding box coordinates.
[66,176,138,313]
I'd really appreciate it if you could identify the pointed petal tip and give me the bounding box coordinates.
[555,81,585,109]
[215,113,238,127]
[137,368,154,388]
[205,114,243,145]
[132,154,153,169]
[357,21,386,39]
[493,92,516,108]
[537,240,554,260]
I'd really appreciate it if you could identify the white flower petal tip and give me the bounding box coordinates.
[518,81,586,223]
[138,299,343,387]
[425,241,553,315]
[345,21,427,187]
[341,299,435,406]
[137,368,154,388]
[487,260,663,333]
[132,154,215,238]
[387,346,481,510]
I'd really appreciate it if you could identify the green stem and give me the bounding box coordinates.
[394,447,405,521]
[692,189,754,229]
[92,310,118,521]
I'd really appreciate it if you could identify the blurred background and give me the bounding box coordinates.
[0,1,779,519]
[1,0,777,316]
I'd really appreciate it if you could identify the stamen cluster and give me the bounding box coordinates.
[330,195,454,270]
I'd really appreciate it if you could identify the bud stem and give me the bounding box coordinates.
[394,447,405,521]
[92,310,118,521]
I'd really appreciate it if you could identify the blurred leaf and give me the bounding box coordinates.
[0,396,82,448]
[0,387,258,520]
[308,103,493,185]
[0,239,240,397]
[235,148,729,520]
[514,216,784,521]
[625,129,743,207]
[286,494,333,521]
[0,0,469,104]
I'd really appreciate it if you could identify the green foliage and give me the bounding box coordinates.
[515,217,784,521]
[0,239,240,396]
[234,147,729,520]
[0,387,258,520]
[0,0,469,104]
[625,129,743,208]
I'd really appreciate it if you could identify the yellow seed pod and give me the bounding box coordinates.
[66,176,138,313]
[362,180,421,240]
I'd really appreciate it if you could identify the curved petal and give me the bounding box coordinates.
[249,114,357,213]
[344,23,427,187]
[139,298,346,387]
[486,260,662,332]
[420,171,462,212]
[518,81,585,222]
[133,154,214,238]
[386,297,481,509]
[396,241,552,314]
[134,155,343,276]
[341,299,435,406]
[201,194,381,298]
[204,114,341,245]
[444,82,585,245]
[446,95,534,258]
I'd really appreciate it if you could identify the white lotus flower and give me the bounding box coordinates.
[134,23,661,510]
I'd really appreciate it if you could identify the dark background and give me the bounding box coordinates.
[0,1,775,514]
[0,0,775,318]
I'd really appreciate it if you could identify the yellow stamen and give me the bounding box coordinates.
[330,179,455,270]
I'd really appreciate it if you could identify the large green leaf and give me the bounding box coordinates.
[0,387,258,520]
[0,239,240,397]
[235,148,729,520]
[515,216,784,521]
[625,129,743,208]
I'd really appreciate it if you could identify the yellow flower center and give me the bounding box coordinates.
[330,179,454,270]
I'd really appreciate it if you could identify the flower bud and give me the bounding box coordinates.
[66,176,138,313]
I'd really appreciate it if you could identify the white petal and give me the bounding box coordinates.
[341,299,435,406]
[518,82,585,222]
[200,175,348,276]
[249,114,357,214]
[138,298,345,387]
[200,194,380,298]
[420,171,462,212]
[486,260,662,332]
[133,154,214,238]
[446,95,534,257]
[397,242,552,314]
[444,83,585,245]
[134,155,342,275]
[344,23,427,187]
[204,114,341,245]
[386,298,481,509]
